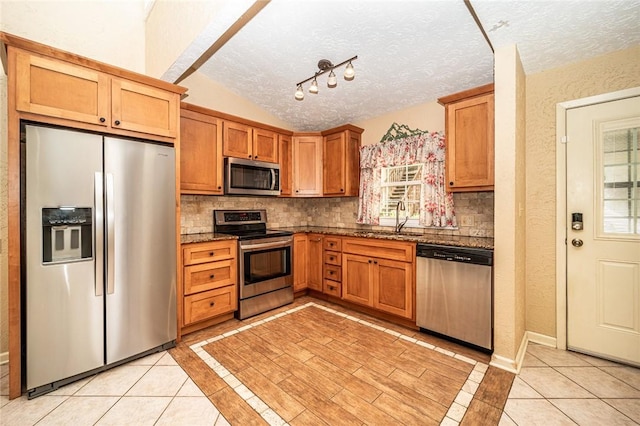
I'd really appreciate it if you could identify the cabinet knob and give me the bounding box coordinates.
[99,117,106,123]
[209,252,214,256]
[449,181,454,186]
[217,186,221,190]
[329,271,333,275]
[254,155,258,159]
[295,190,299,193]
[329,256,334,261]
[114,120,121,126]
[209,274,215,279]
[329,286,335,290]
[368,259,372,263]
[340,189,344,192]
[374,261,378,265]
[209,301,215,307]
[248,155,252,158]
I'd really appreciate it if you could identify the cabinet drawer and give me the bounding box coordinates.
[342,238,415,262]
[183,240,236,265]
[324,264,342,282]
[324,250,341,266]
[323,279,341,297]
[184,259,236,295]
[323,237,342,251]
[184,286,236,326]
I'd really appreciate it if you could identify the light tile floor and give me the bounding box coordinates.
[0,351,229,425]
[500,343,640,425]
[1,331,639,425]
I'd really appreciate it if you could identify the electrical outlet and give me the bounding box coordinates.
[461,215,474,227]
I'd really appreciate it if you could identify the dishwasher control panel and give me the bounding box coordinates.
[416,244,493,266]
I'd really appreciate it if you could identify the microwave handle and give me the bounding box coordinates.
[270,168,276,190]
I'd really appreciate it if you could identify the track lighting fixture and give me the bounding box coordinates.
[294,55,357,101]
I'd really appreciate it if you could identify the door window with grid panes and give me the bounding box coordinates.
[599,122,639,236]
[379,164,423,227]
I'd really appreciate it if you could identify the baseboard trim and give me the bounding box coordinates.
[490,331,556,374]
[527,331,557,348]
[0,351,8,365]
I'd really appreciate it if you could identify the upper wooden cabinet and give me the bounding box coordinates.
[222,120,278,163]
[438,84,494,192]
[180,105,223,195]
[322,125,363,197]
[15,49,179,139]
[279,134,292,196]
[292,134,323,196]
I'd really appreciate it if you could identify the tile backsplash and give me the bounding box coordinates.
[181,191,494,238]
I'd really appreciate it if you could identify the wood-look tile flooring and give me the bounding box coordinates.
[172,296,514,425]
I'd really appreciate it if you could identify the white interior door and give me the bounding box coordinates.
[566,95,640,366]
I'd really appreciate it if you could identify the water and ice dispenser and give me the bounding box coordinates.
[41,208,92,263]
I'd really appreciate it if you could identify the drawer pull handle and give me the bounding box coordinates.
[209,301,215,307]
[329,286,335,290]
[329,256,334,261]
[209,274,215,279]
[209,252,214,256]
[329,271,333,275]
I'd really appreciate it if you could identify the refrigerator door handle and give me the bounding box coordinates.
[106,173,115,295]
[94,172,104,297]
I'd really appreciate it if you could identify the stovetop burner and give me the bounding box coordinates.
[213,209,292,240]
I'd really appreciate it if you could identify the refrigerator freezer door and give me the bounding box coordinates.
[26,125,104,391]
[104,137,177,364]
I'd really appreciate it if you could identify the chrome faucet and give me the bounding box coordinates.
[395,201,408,233]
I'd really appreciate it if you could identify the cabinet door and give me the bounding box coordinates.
[293,135,323,196]
[279,134,292,196]
[446,93,494,191]
[342,253,373,307]
[15,50,110,126]
[111,78,178,138]
[307,234,324,291]
[293,234,308,291]
[323,132,346,196]
[223,121,252,159]
[180,109,223,194]
[253,128,278,163]
[373,258,414,319]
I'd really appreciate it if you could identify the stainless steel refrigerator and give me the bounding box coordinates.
[25,124,177,398]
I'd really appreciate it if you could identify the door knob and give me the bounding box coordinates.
[571,238,584,247]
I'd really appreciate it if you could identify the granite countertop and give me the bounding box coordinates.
[180,227,493,250]
[180,232,238,245]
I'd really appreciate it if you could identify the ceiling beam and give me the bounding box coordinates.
[173,0,270,85]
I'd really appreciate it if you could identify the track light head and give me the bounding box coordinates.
[295,84,304,101]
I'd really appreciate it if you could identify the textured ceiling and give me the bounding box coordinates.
[193,0,640,132]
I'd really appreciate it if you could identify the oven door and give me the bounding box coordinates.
[239,236,292,299]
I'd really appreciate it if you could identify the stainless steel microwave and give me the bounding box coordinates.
[224,157,281,196]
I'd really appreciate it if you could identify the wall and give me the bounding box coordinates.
[492,44,527,369]
[181,71,292,129]
[525,44,640,338]
[0,0,147,362]
[354,100,445,146]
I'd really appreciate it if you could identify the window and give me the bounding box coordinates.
[379,164,423,227]
[601,125,639,235]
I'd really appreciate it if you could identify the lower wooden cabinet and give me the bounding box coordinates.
[307,234,324,291]
[342,237,415,320]
[181,239,237,333]
[293,233,308,291]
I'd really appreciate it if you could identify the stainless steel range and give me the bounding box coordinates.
[213,210,293,319]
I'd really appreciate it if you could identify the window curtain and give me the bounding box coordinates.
[356,131,457,228]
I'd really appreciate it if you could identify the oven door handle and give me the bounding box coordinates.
[241,240,291,251]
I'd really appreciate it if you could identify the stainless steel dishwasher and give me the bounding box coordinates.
[416,244,493,352]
